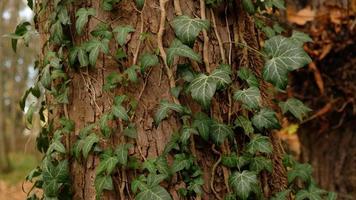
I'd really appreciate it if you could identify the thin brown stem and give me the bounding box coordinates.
[210,8,226,64]
[200,0,210,73]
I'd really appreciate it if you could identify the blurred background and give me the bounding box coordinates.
[0,0,39,199]
[0,0,355,200]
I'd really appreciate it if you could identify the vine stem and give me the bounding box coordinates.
[158,0,180,104]
[211,145,223,200]
[210,8,226,64]
[200,0,210,73]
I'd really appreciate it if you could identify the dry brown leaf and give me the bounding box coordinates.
[287,6,316,25]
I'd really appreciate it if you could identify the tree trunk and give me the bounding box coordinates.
[36,0,292,199]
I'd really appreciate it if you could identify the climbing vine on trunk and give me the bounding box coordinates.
[12,0,336,199]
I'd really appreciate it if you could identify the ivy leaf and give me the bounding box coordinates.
[288,163,312,183]
[48,140,66,154]
[147,174,167,187]
[296,185,325,200]
[171,15,210,45]
[8,21,32,52]
[242,0,256,14]
[115,144,131,166]
[246,134,273,155]
[234,116,254,136]
[84,39,110,66]
[112,104,129,121]
[96,153,119,175]
[82,133,99,159]
[155,156,170,177]
[136,185,172,200]
[69,46,89,67]
[91,23,113,39]
[192,112,211,141]
[180,126,198,145]
[189,74,216,109]
[167,39,202,66]
[291,30,313,46]
[229,170,258,200]
[40,65,52,89]
[75,8,96,34]
[210,64,232,89]
[124,123,137,139]
[234,87,261,110]
[252,108,280,130]
[95,175,113,198]
[172,154,193,173]
[222,153,250,169]
[271,189,291,200]
[99,113,113,137]
[113,25,135,46]
[139,53,159,71]
[279,98,312,121]
[154,100,185,125]
[210,121,234,145]
[263,36,312,89]
[135,0,145,10]
[250,156,273,173]
[237,67,259,87]
[125,65,140,82]
[102,0,121,11]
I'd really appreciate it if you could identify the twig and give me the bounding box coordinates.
[200,0,211,73]
[210,156,223,200]
[210,8,226,64]
[158,0,179,104]
[133,3,145,65]
[173,0,183,16]
[225,6,232,65]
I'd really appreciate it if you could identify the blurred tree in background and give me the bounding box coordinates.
[0,0,38,172]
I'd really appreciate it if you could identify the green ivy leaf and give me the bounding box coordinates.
[75,8,96,34]
[154,100,185,125]
[135,0,145,10]
[265,0,286,9]
[210,64,232,89]
[95,175,113,198]
[210,121,234,145]
[84,39,110,66]
[102,0,121,11]
[136,185,172,200]
[155,156,170,177]
[140,53,159,71]
[296,185,325,200]
[113,25,135,46]
[167,39,202,66]
[246,134,273,155]
[103,72,122,91]
[242,0,256,14]
[235,116,254,136]
[189,74,216,109]
[192,112,211,141]
[237,67,259,87]
[91,23,113,39]
[82,133,99,159]
[252,108,280,130]
[99,113,113,137]
[40,65,52,89]
[291,31,313,46]
[112,104,129,121]
[125,65,140,82]
[234,87,261,110]
[279,98,312,121]
[115,144,131,166]
[124,123,138,139]
[222,153,250,169]
[147,174,167,187]
[57,5,70,25]
[96,153,119,175]
[171,15,209,45]
[48,140,66,154]
[250,156,273,173]
[172,154,193,173]
[288,163,312,183]
[69,46,89,67]
[263,36,312,89]
[229,170,258,200]
[7,21,32,52]
[271,189,291,200]
[180,126,198,145]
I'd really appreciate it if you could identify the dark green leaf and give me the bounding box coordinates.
[113,25,135,46]
[229,170,258,200]
[246,134,273,155]
[234,87,261,110]
[210,121,233,145]
[140,53,159,71]
[235,116,254,136]
[237,67,259,87]
[279,98,312,121]
[252,108,280,130]
[75,8,96,34]
[167,39,202,66]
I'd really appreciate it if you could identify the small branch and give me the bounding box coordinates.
[158,0,179,104]
[133,3,145,65]
[225,6,232,65]
[210,156,223,200]
[210,8,226,64]
[200,0,210,73]
[173,0,183,16]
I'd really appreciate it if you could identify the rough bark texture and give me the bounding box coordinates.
[39,0,290,199]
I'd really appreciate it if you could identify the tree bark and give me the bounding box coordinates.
[38,0,289,199]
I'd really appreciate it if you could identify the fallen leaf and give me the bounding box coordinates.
[287,6,316,25]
